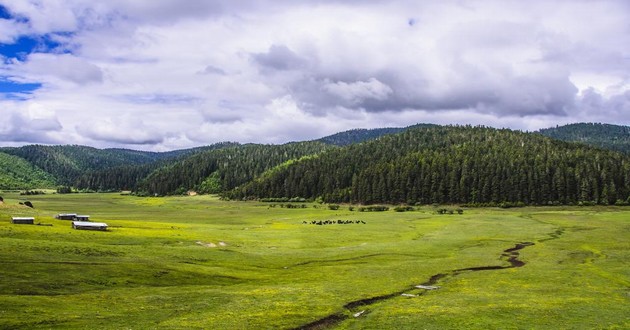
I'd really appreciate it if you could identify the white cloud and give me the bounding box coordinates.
[0,101,63,143]
[16,53,103,85]
[76,115,165,145]
[0,17,27,43]
[324,78,393,105]
[0,0,628,150]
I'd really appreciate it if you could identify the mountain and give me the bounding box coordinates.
[537,123,630,154]
[0,145,158,185]
[4,122,630,206]
[137,142,336,196]
[316,124,438,146]
[226,125,630,206]
[73,142,240,192]
[0,142,239,186]
[0,152,55,189]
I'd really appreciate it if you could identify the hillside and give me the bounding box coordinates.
[137,141,336,196]
[4,122,630,202]
[316,123,437,146]
[227,125,630,205]
[538,123,630,154]
[0,145,158,185]
[0,152,55,189]
[73,142,240,192]
[0,143,239,187]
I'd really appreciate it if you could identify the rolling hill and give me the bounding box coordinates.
[2,122,630,206]
[227,125,630,205]
[537,123,630,154]
[0,142,239,187]
[0,152,55,189]
[136,141,336,196]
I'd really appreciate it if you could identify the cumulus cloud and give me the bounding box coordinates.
[198,65,226,75]
[324,78,393,106]
[7,53,103,85]
[252,45,308,72]
[0,0,628,150]
[0,102,63,143]
[76,115,165,145]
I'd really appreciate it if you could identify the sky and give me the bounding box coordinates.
[0,0,628,151]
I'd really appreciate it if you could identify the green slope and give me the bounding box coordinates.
[0,143,240,187]
[0,152,55,189]
[316,123,437,146]
[138,142,336,196]
[74,142,240,192]
[228,125,630,205]
[0,145,154,185]
[538,122,630,154]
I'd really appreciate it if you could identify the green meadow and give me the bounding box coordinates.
[0,192,628,329]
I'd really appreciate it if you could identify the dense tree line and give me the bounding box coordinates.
[137,142,335,196]
[74,164,156,192]
[0,152,55,189]
[0,142,239,189]
[538,123,630,154]
[0,145,162,185]
[316,123,436,146]
[4,123,630,205]
[227,126,630,205]
[73,142,240,192]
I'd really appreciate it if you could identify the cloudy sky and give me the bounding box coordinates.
[0,0,628,150]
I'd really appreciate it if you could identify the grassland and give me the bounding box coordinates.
[0,192,628,329]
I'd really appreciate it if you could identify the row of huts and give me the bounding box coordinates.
[10,213,108,231]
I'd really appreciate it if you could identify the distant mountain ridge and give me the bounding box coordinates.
[2,122,630,205]
[228,125,630,205]
[0,142,239,186]
[537,123,630,154]
[0,152,55,189]
[316,124,437,146]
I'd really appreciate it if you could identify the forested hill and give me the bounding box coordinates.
[226,125,630,206]
[136,141,336,196]
[0,142,238,186]
[316,124,437,146]
[4,122,630,203]
[0,145,161,185]
[0,152,56,189]
[72,142,240,192]
[538,123,630,154]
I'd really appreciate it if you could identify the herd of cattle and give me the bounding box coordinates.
[302,219,367,225]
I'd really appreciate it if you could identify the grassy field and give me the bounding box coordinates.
[0,192,628,329]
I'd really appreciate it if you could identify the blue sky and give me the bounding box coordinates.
[0,35,65,59]
[0,4,65,97]
[0,0,628,150]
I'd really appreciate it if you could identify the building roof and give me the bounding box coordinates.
[72,221,108,227]
[12,217,35,220]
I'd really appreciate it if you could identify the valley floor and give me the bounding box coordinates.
[0,193,628,329]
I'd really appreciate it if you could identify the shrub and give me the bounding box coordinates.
[56,186,73,194]
[394,206,414,212]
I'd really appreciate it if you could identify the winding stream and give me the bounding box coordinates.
[294,241,536,330]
